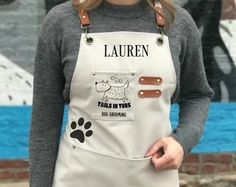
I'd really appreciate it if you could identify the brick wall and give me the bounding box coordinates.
[180,154,236,174]
[0,154,236,182]
[0,160,28,181]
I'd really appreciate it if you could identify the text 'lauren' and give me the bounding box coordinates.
[104,45,149,57]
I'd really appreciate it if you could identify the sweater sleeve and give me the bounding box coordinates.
[29,8,65,187]
[169,12,214,157]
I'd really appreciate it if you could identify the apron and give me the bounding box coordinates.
[52,3,179,187]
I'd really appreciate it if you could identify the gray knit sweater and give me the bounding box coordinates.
[29,0,214,186]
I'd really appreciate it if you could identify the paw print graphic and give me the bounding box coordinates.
[70,117,93,143]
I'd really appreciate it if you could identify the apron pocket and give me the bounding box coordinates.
[68,144,179,187]
[91,71,136,121]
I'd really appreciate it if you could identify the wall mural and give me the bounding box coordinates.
[45,0,66,12]
[0,0,235,105]
[0,54,33,105]
[0,0,15,5]
[178,0,236,101]
[0,0,236,159]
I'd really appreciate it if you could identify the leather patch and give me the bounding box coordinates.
[138,90,162,98]
[139,76,163,85]
[79,9,90,27]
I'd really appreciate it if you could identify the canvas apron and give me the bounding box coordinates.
[52,9,179,187]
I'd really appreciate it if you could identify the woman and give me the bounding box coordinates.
[29,0,214,186]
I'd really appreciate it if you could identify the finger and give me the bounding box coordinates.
[152,147,165,159]
[145,139,165,157]
[153,153,180,171]
[152,153,170,170]
[157,158,180,171]
[156,148,165,158]
[151,150,163,160]
[152,153,159,160]
[156,162,174,171]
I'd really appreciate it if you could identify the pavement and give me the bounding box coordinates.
[1,173,236,187]
[0,181,28,187]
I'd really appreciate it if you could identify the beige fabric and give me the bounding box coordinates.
[52,32,179,187]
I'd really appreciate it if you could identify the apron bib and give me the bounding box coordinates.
[52,4,179,187]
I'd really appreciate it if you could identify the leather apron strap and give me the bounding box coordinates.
[77,1,167,97]
[78,1,166,29]
[78,9,91,28]
[154,0,166,29]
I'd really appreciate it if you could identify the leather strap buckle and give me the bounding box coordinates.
[78,9,94,45]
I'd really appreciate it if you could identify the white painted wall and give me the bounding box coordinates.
[0,54,33,105]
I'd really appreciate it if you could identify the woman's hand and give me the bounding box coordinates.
[145,137,184,171]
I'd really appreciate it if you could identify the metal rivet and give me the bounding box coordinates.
[157,78,162,84]
[140,91,144,95]
[82,16,86,19]
[86,37,94,45]
[141,78,144,82]
[156,37,164,46]
[156,90,162,96]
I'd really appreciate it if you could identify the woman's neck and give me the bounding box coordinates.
[95,0,149,19]
[105,0,141,5]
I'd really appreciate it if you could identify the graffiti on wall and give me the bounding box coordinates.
[0,2,33,105]
[0,0,236,159]
[0,54,33,105]
[177,0,236,102]
[0,0,15,5]
[1,0,236,104]
[45,0,67,12]
[0,0,40,105]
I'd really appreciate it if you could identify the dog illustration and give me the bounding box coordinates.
[95,80,129,102]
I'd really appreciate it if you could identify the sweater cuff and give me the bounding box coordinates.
[169,131,190,158]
